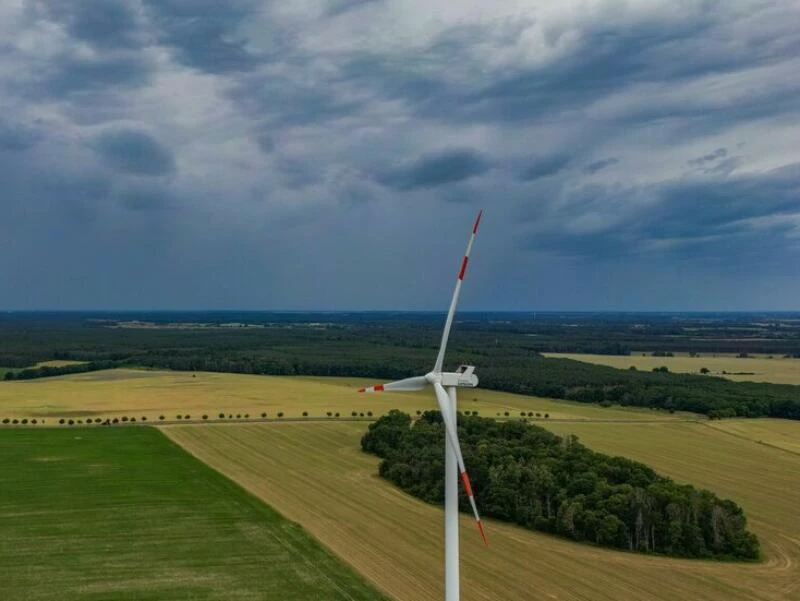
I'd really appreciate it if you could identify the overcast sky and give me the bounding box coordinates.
[2,0,799,311]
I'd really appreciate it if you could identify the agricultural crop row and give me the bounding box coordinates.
[0,426,388,601]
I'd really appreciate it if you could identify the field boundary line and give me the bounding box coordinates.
[699,421,800,458]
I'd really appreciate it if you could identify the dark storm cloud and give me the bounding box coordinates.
[687,150,744,177]
[3,0,800,310]
[645,164,800,238]
[376,149,491,191]
[92,129,175,176]
[701,157,745,177]
[19,0,152,100]
[325,0,383,18]
[37,0,140,49]
[519,154,571,181]
[275,156,324,189]
[583,157,619,174]
[688,148,728,167]
[528,163,800,262]
[0,120,40,152]
[39,54,152,98]
[255,133,276,154]
[232,71,363,127]
[118,185,178,211]
[0,165,113,225]
[339,6,800,129]
[142,0,260,73]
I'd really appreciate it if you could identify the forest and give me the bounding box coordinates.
[2,312,800,419]
[362,410,761,560]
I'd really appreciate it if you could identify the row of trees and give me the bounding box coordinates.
[6,351,800,420]
[3,361,117,380]
[0,411,385,425]
[1,315,799,420]
[362,411,761,560]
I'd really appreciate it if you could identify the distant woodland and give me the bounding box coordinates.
[362,411,761,560]
[2,311,800,419]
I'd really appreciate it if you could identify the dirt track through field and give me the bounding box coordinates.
[165,421,800,601]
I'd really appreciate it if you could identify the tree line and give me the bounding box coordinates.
[362,411,760,560]
[1,314,799,419]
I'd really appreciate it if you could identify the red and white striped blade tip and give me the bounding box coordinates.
[477,519,488,546]
[473,209,483,234]
[357,384,384,393]
[460,471,488,546]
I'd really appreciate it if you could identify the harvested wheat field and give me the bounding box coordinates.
[703,418,800,455]
[543,352,800,385]
[165,420,800,601]
[0,368,685,422]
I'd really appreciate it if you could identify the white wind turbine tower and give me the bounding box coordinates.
[359,210,487,601]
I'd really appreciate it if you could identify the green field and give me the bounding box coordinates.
[543,352,800,385]
[0,427,387,601]
[167,419,800,601]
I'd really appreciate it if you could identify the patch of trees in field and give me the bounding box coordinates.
[362,411,761,560]
[3,360,117,380]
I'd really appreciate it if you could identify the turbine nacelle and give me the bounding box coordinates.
[426,365,479,388]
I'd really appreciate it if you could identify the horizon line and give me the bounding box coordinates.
[2,309,800,315]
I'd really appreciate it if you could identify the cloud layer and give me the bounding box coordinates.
[2,0,800,310]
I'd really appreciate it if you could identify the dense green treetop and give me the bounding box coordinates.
[362,410,761,560]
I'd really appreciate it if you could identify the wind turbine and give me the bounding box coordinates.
[359,210,486,601]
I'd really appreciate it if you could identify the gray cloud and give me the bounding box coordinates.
[39,54,152,98]
[37,0,141,49]
[339,5,800,134]
[231,70,363,128]
[142,0,260,73]
[325,0,383,18]
[2,1,800,310]
[583,157,619,174]
[688,148,728,166]
[92,129,175,176]
[519,155,571,181]
[119,185,179,211]
[376,149,491,191]
[0,120,40,152]
[527,163,800,264]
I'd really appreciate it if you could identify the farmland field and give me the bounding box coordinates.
[166,420,800,601]
[0,368,689,422]
[543,352,800,385]
[704,418,800,455]
[0,427,387,601]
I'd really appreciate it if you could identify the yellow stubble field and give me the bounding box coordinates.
[542,353,800,384]
[0,368,687,422]
[165,418,800,601]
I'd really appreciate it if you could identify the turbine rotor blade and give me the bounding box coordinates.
[433,382,488,546]
[358,375,428,393]
[433,210,482,373]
